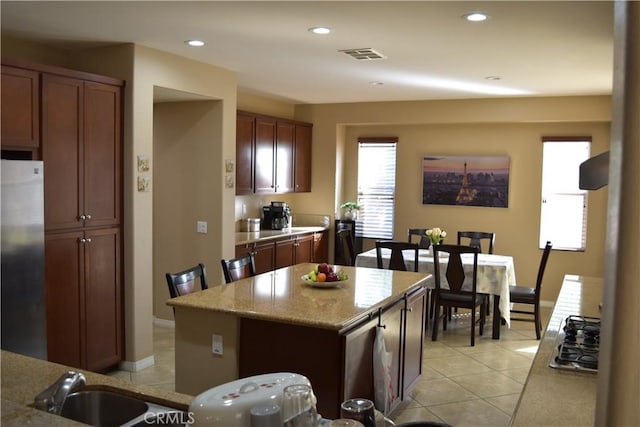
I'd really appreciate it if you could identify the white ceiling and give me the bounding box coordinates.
[1,1,614,105]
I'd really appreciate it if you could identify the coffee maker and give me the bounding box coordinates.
[261,201,291,230]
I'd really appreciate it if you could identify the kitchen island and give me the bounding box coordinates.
[167,263,430,419]
[511,275,602,426]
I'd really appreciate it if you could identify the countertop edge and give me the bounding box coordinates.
[235,226,328,245]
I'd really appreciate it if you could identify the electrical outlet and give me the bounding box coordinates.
[197,221,207,234]
[212,334,223,355]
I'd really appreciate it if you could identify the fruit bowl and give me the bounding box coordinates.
[301,274,348,288]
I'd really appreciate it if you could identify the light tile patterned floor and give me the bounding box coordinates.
[108,305,551,426]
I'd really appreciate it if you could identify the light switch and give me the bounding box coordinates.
[212,334,223,355]
[197,221,208,234]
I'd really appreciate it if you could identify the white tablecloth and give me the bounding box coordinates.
[355,248,516,326]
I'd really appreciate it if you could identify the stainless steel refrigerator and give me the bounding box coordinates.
[1,159,47,359]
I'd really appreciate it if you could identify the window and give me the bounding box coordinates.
[539,137,591,251]
[355,138,397,239]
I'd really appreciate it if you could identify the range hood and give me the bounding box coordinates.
[579,151,609,190]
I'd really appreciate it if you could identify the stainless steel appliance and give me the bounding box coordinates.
[261,201,291,230]
[1,159,47,359]
[549,315,600,373]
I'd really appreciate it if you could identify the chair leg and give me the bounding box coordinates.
[470,306,475,347]
[534,304,541,340]
[431,304,440,341]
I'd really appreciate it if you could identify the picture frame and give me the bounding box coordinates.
[422,155,510,207]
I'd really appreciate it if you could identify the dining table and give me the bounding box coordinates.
[355,247,517,339]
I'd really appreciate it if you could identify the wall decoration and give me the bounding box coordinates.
[137,176,150,192]
[422,155,510,207]
[137,155,150,172]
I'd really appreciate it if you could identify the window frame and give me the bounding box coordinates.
[539,136,591,251]
[355,137,398,240]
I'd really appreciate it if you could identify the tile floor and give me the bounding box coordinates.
[107,305,551,427]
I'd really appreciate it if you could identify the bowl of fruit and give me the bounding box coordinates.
[301,263,349,288]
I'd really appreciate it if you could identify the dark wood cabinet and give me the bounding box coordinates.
[294,123,312,192]
[236,110,312,194]
[236,240,276,275]
[402,289,426,397]
[42,74,121,232]
[4,58,125,372]
[1,65,40,153]
[45,227,122,371]
[275,233,314,269]
[235,112,255,195]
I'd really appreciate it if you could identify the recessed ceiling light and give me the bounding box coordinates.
[369,81,384,86]
[485,76,502,81]
[463,12,489,22]
[308,26,332,35]
[185,39,205,47]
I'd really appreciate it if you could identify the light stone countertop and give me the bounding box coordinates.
[167,263,431,331]
[511,275,603,426]
[1,350,193,426]
[235,226,328,245]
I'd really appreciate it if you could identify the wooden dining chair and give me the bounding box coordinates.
[220,252,257,284]
[335,228,357,266]
[510,241,553,339]
[375,240,419,272]
[431,244,485,346]
[407,228,431,249]
[457,231,495,254]
[165,263,208,299]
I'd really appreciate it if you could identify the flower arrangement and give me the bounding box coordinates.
[340,202,360,220]
[425,227,447,244]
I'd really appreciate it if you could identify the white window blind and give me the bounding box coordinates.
[356,139,397,239]
[539,138,590,251]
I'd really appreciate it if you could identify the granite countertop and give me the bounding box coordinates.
[511,275,602,426]
[167,263,430,332]
[235,226,328,245]
[1,351,192,426]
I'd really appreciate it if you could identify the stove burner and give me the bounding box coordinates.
[550,315,600,372]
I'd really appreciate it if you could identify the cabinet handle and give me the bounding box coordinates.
[79,214,86,220]
[85,214,91,220]
[86,238,92,243]
[80,238,92,243]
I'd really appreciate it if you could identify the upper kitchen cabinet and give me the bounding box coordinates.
[1,65,40,155]
[236,110,312,195]
[42,74,122,231]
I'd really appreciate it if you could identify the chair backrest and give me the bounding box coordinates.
[432,244,479,294]
[534,241,553,296]
[407,228,431,249]
[221,252,257,284]
[336,228,356,266]
[165,263,208,298]
[457,231,495,254]
[375,240,419,272]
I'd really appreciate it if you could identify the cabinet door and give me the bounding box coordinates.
[254,117,276,193]
[251,241,276,274]
[42,74,83,231]
[381,302,404,413]
[84,227,122,371]
[402,289,426,396]
[236,112,255,195]
[45,230,84,368]
[83,82,121,229]
[1,65,40,149]
[275,121,294,193]
[295,233,314,264]
[294,123,312,192]
[275,238,296,269]
[312,230,329,264]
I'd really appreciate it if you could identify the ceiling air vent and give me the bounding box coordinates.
[339,48,387,60]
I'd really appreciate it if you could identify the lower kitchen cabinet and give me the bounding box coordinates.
[45,227,122,371]
[236,240,275,275]
[312,230,329,263]
[274,233,314,269]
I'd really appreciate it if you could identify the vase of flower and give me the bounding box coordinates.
[340,202,360,220]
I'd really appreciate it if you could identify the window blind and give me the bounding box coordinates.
[356,139,397,239]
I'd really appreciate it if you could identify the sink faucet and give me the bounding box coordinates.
[34,371,87,415]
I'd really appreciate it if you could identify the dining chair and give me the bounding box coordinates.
[431,244,485,346]
[336,228,357,266]
[375,240,419,272]
[165,263,208,299]
[407,228,431,249]
[457,231,495,254]
[510,241,553,339]
[220,252,257,284]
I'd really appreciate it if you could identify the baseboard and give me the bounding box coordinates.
[118,355,155,372]
[153,317,175,328]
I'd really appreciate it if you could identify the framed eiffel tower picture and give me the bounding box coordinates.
[422,155,510,207]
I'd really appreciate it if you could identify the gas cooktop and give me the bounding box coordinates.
[549,315,600,373]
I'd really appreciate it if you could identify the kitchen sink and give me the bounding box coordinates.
[41,387,189,426]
